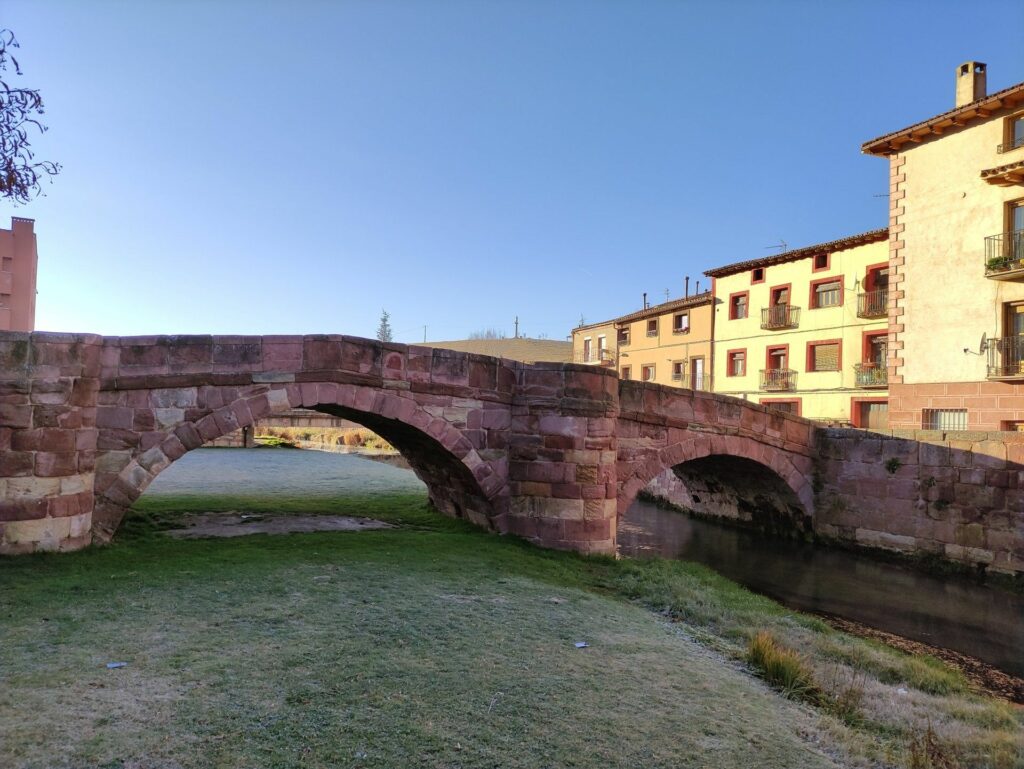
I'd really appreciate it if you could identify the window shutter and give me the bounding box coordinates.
[813,343,839,370]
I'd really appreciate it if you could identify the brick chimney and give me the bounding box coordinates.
[955,61,986,108]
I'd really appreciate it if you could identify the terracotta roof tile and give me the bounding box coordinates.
[574,291,712,332]
[702,229,889,279]
[862,80,1024,156]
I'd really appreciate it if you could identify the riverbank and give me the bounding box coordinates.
[1,453,1020,768]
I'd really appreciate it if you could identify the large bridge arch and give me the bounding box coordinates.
[93,380,509,541]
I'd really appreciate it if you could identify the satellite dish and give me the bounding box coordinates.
[979,333,988,354]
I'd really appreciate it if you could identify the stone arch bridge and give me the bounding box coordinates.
[0,332,816,555]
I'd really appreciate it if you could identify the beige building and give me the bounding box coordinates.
[706,231,890,425]
[427,337,572,363]
[862,62,1024,430]
[571,292,714,389]
[0,217,37,332]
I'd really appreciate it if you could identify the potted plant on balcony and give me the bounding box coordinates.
[986,255,1010,273]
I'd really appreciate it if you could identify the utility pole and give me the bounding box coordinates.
[514,316,519,339]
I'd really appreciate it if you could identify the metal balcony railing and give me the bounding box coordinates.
[984,230,1024,278]
[760,304,800,330]
[760,368,797,391]
[996,135,1024,154]
[857,289,888,319]
[854,363,888,388]
[986,336,1024,379]
[573,348,616,366]
[672,372,713,391]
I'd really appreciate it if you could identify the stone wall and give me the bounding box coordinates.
[815,428,1024,575]
[3,331,1019,574]
[0,333,100,553]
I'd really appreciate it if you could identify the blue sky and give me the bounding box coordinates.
[4,0,1023,341]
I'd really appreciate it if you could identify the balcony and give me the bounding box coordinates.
[986,336,1024,380]
[997,134,1024,154]
[760,304,800,330]
[857,289,888,319]
[671,372,713,391]
[574,348,616,367]
[984,230,1024,280]
[854,363,888,388]
[760,368,797,391]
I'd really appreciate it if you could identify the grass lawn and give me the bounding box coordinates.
[1,489,1021,769]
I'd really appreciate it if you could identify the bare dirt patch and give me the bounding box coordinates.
[165,513,395,539]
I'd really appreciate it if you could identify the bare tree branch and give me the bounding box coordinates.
[0,29,60,204]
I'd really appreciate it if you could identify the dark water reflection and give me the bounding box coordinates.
[618,499,1024,677]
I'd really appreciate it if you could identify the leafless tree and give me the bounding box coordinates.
[1,30,59,204]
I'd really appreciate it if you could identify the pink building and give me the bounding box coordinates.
[0,217,38,332]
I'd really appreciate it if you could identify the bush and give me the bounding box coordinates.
[746,631,818,700]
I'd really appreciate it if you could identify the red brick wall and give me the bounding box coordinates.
[888,381,1024,431]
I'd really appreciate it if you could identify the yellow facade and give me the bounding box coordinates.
[707,235,890,425]
[571,294,714,389]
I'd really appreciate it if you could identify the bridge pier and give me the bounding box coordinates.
[0,333,100,553]
[505,364,619,554]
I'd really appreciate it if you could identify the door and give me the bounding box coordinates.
[582,338,591,362]
[1005,303,1024,375]
[691,357,705,390]
[859,402,889,430]
[597,335,607,363]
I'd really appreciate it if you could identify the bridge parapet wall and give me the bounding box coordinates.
[0,333,101,553]
[815,429,1024,575]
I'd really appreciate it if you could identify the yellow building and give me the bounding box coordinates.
[571,292,714,389]
[862,62,1024,431]
[705,231,890,426]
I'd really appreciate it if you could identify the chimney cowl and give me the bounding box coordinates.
[955,61,987,108]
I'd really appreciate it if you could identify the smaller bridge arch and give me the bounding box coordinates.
[615,382,817,531]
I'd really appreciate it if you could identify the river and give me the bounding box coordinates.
[144,447,1024,677]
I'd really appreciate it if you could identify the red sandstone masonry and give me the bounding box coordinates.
[5,331,1020,574]
[816,428,1024,575]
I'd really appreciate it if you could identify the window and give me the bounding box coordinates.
[690,357,707,390]
[617,327,630,346]
[813,252,829,271]
[771,286,790,306]
[597,335,607,360]
[922,409,967,430]
[751,267,765,284]
[766,345,788,369]
[729,292,749,320]
[671,361,684,381]
[642,364,655,382]
[673,312,689,333]
[810,276,843,308]
[727,349,746,377]
[621,365,631,380]
[1001,112,1024,153]
[582,337,592,362]
[646,319,658,337]
[807,340,841,372]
